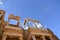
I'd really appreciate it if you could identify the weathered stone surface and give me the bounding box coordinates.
[0,10,59,40]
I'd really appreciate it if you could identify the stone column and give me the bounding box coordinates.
[2,35,7,40]
[49,36,53,40]
[19,36,23,40]
[32,35,36,40]
[42,36,46,40]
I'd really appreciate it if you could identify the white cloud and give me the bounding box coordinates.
[0,0,3,6]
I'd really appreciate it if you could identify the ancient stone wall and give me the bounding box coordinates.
[0,10,59,40]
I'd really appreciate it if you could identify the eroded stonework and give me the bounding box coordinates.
[0,10,59,40]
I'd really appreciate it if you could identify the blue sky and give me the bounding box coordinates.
[0,0,60,39]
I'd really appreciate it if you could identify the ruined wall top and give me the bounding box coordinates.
[24,18,39,25]
[8,14,20,20]
[0,10,45,29]
[0,10,5,21]
[7,14,20,27]
[23,18,45,30]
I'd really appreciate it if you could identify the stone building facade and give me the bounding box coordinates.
[0,10,59,40]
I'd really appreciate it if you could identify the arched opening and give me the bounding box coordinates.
[6,36,19,40]
[35,35,43,40]
[45,36,51,40]
[9,19,18,27]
